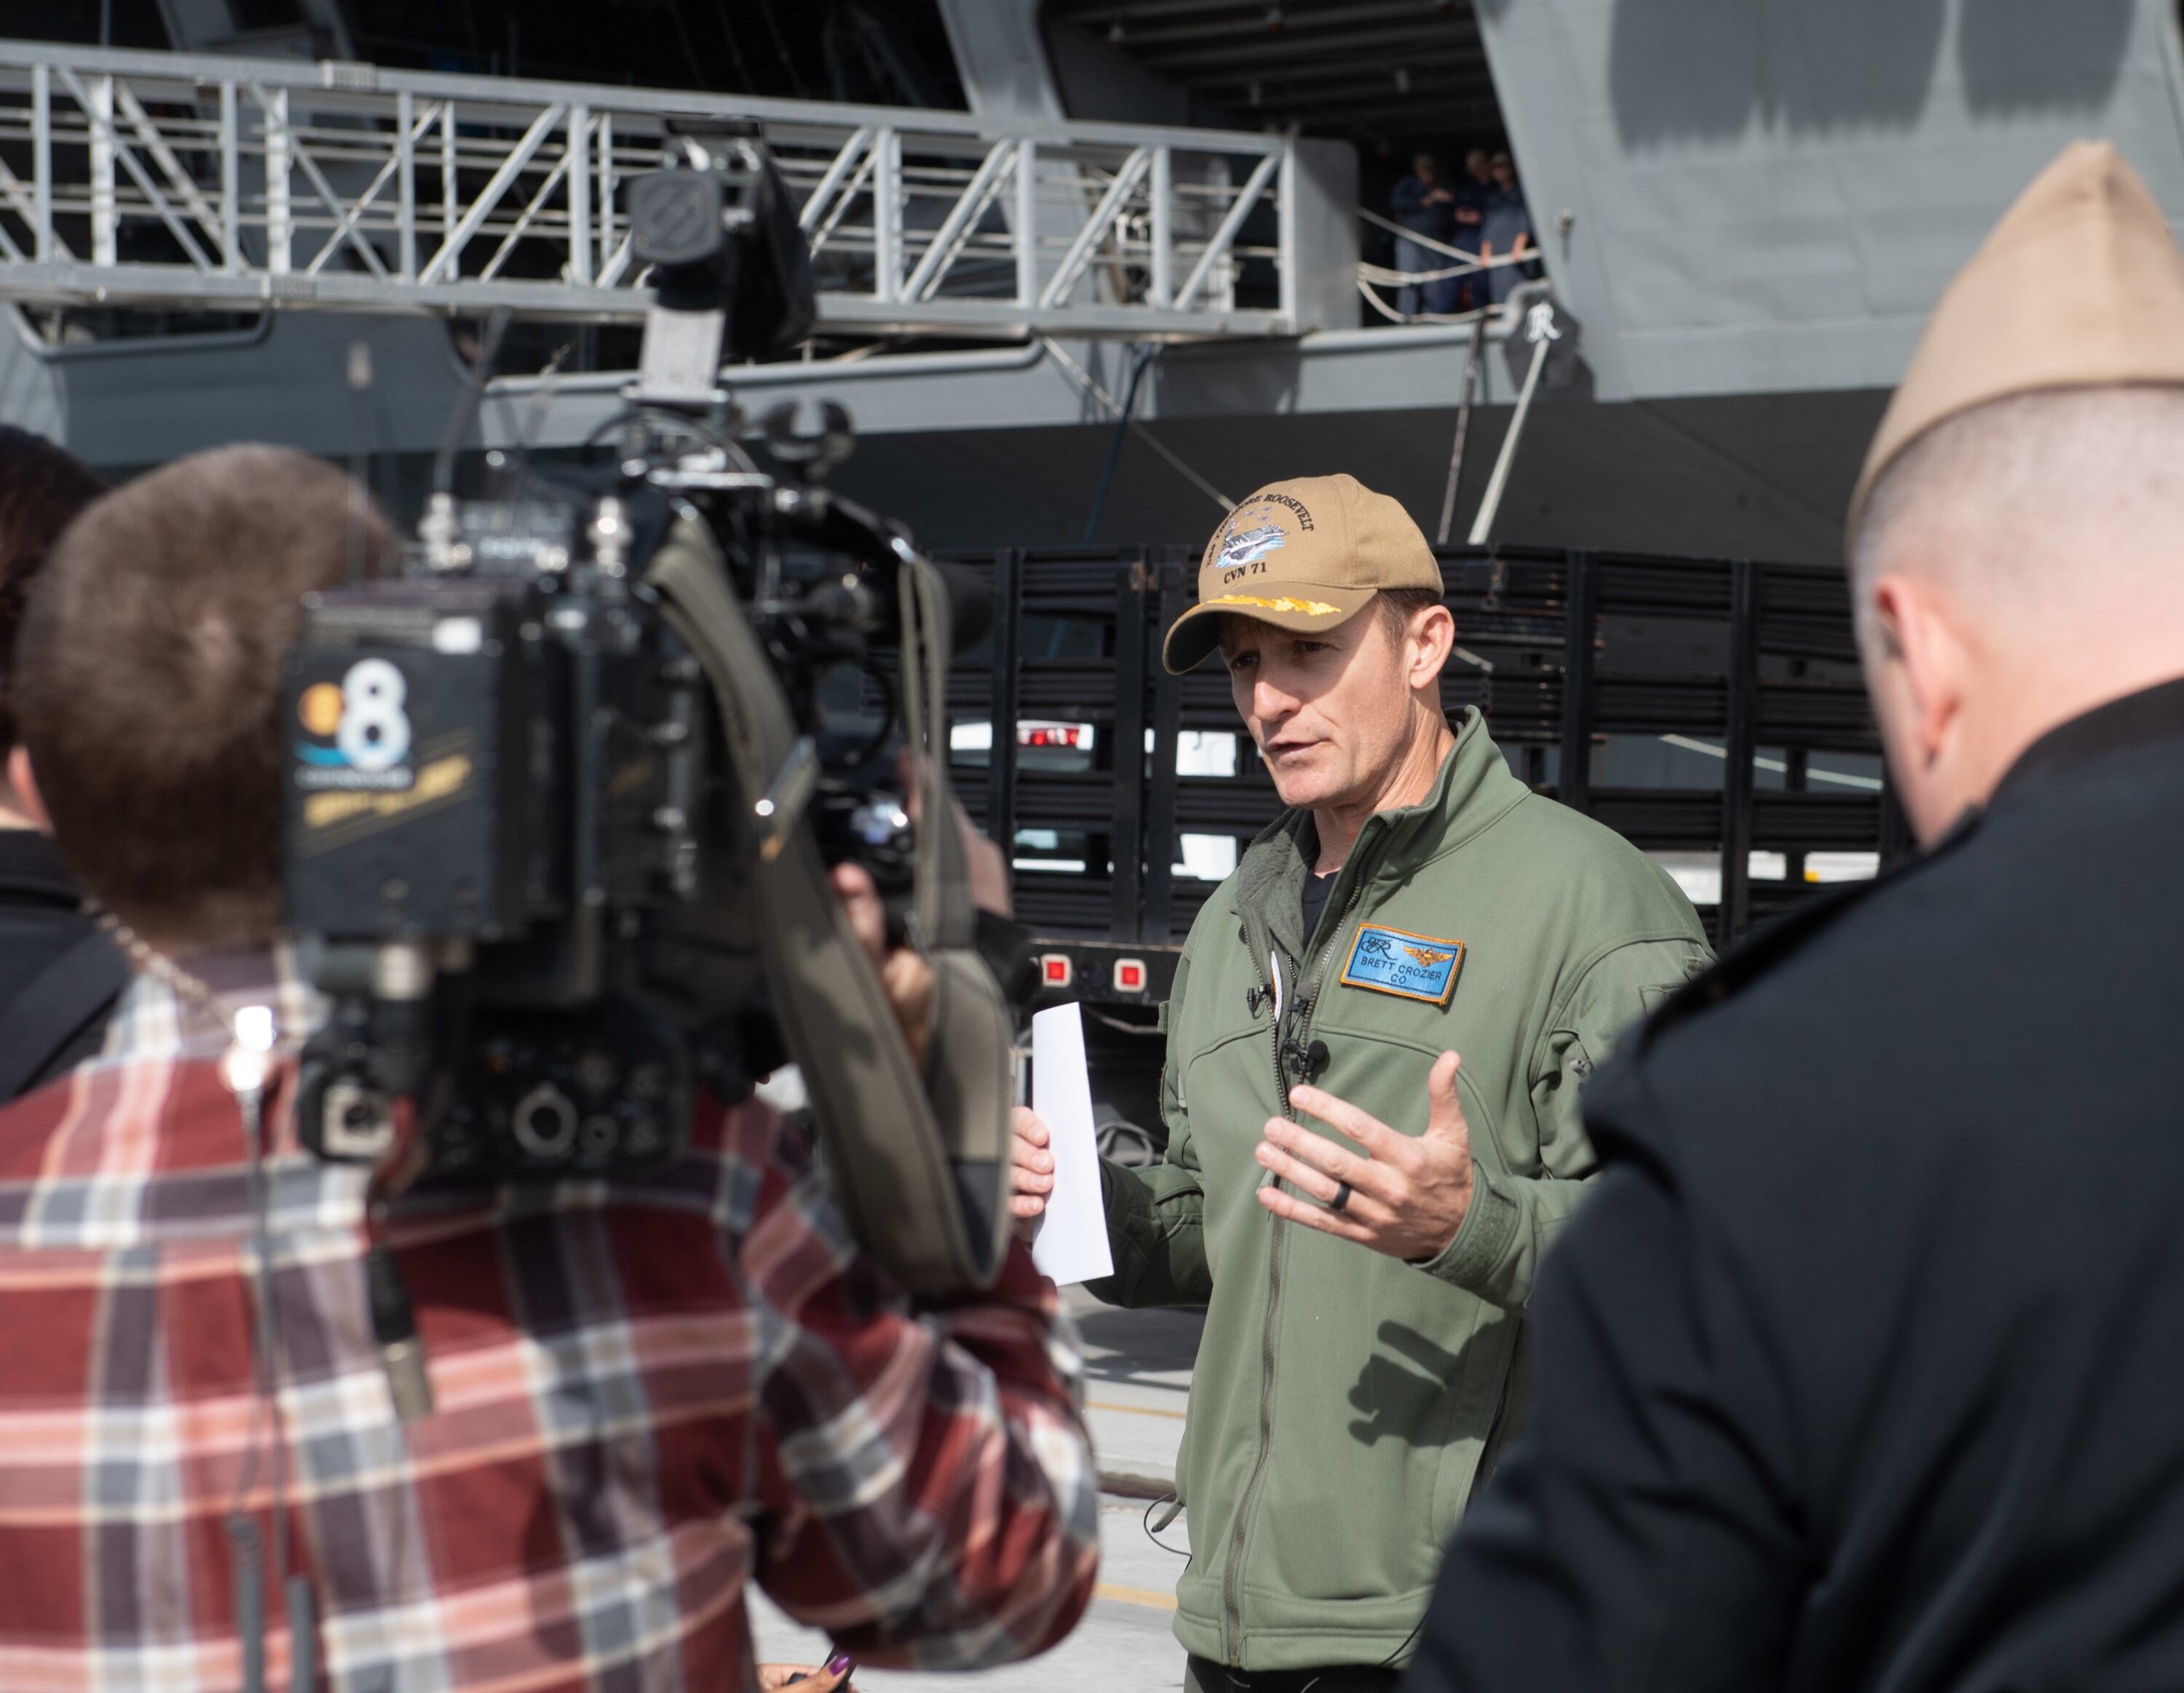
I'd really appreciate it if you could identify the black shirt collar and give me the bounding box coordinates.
[0,828,81,905]
[1993,673,2184,804]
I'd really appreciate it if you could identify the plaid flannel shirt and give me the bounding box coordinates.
[0,948,1099,1692]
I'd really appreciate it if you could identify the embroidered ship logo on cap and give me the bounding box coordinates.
[1341,924,1465,1006]
[1217,523,1289,568]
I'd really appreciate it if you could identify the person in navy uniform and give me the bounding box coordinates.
[1404,140,2184,1693]
[1391,151,1460,317]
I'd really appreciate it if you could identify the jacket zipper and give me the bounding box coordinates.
[1221,831,1382,1665]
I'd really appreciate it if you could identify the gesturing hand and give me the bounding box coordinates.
[1254,1050,1474,1263]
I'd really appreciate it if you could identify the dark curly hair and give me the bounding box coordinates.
[0,427,103,764]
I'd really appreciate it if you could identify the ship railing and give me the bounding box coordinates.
[0,39,1358,341]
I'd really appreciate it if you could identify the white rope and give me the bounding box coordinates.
[1039,337,1235,515]
[1356,275,1496,327]
[1355,200,1539,325]
[1361,259,1485,285]
[1356,203,1540,335]
[1360,247,1535,285]
[1359,205,1513,263]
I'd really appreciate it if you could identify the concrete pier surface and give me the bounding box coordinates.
[1069,1288,1198,1500]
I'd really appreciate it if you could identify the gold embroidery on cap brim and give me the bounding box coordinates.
[1202,593,1343,616]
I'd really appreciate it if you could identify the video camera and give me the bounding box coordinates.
[281,124,1017,1323]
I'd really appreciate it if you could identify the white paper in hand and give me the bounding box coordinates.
[1029,1002,1115,1286]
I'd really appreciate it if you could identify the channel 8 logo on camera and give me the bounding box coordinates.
[296,658,414,791]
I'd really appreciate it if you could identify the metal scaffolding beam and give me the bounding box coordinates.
[0,39,1349,340]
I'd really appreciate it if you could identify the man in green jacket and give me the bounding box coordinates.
[1013,475,1711,1691]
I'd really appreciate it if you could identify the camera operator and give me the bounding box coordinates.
[0,444,1098,1691]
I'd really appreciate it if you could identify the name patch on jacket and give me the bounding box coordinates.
[1339,924,1465,1006]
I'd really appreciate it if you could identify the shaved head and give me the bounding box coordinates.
[1853,386,2184,640]
[1851,385,2184,844]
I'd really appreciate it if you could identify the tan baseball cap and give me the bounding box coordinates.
[1161,473,1443,673]
[1848,140,2184,544]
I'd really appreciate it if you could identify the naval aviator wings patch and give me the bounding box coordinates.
[1339,924,1465,1007]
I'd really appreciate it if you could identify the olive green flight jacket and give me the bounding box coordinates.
[1089,710,1712,1672]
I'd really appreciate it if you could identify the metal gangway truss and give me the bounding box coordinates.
[0,40,1355,341]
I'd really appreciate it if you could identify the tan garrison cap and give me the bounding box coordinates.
[1848,140,2184,542]
[1162,473,1442,673]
